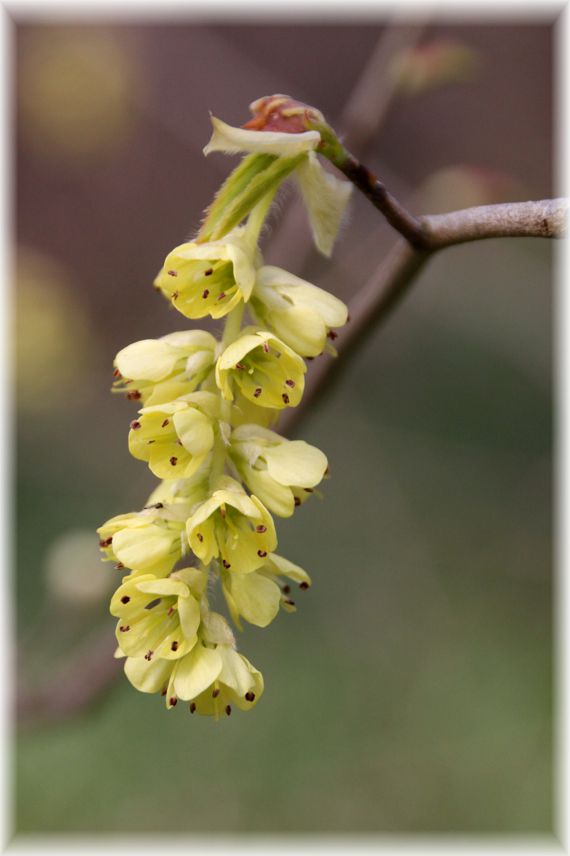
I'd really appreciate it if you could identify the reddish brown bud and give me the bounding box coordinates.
[243,94,325,134]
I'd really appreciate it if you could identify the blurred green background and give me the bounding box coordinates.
[14,18,553,834]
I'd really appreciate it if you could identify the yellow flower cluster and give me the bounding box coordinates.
[98,99,351,718]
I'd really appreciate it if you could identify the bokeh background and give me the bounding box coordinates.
[14,16,554,835]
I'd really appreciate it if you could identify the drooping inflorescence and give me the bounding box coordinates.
[98,95,352,718]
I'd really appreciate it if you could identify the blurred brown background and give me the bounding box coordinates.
[14,16,554,834]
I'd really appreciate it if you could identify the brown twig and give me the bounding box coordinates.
[338,155,428,248]
[279,195,567,435]
[334,147,568,249]
[421,198,568,247]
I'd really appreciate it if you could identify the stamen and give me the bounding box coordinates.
[144,650,153,661]
[255,525,267,534]
[257,550,267,558]
[222,560,231,569]
[161,419,170,428]
[145,598,161,610]
[282,393,290,404]
[169,456,178,466]
[235,362,247,370]
[169,697,177,707]
[121,595,130,604]
[202,289,209,299]
[253,387,262,398]
[263,341,270,353]
[204,267,213,276]
[294,497,301,507]
[119,625,130,632]
[300,582,310,590]
[285,379,295,388]
[283,598,295,606]
[167,606,175,616]
[282,585,290,594]
[328,329,338,340]
[171,641,179,652]
[197,533,203,542]
[115,563,124,570]
[167,270,178,277]
[161,688,167,696]
[304,488,314,493]
[113,368,121,378]
[130,420,141,430]
[212,688,220,698]
[245,691,255,702]
[127,390,141,400]
[218,292,226,301]
[189,702,196,713]
[225,705,232,716]
[99,537,113,548]
[147,439,155,444]
[172,291,179,300]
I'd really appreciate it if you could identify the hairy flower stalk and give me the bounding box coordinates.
[98,95,351,717]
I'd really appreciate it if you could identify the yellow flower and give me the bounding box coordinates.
[230,424,328,517]
[128,391,219,480]
[111,567,206,661]
[97,501,191,577]
[154,228,257,320]
[112,330,216,406]
[222,553,311,629]
[186,476,276,573]
[216,330,306,409]
[124,610,263,717]
[251,265,347,357]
